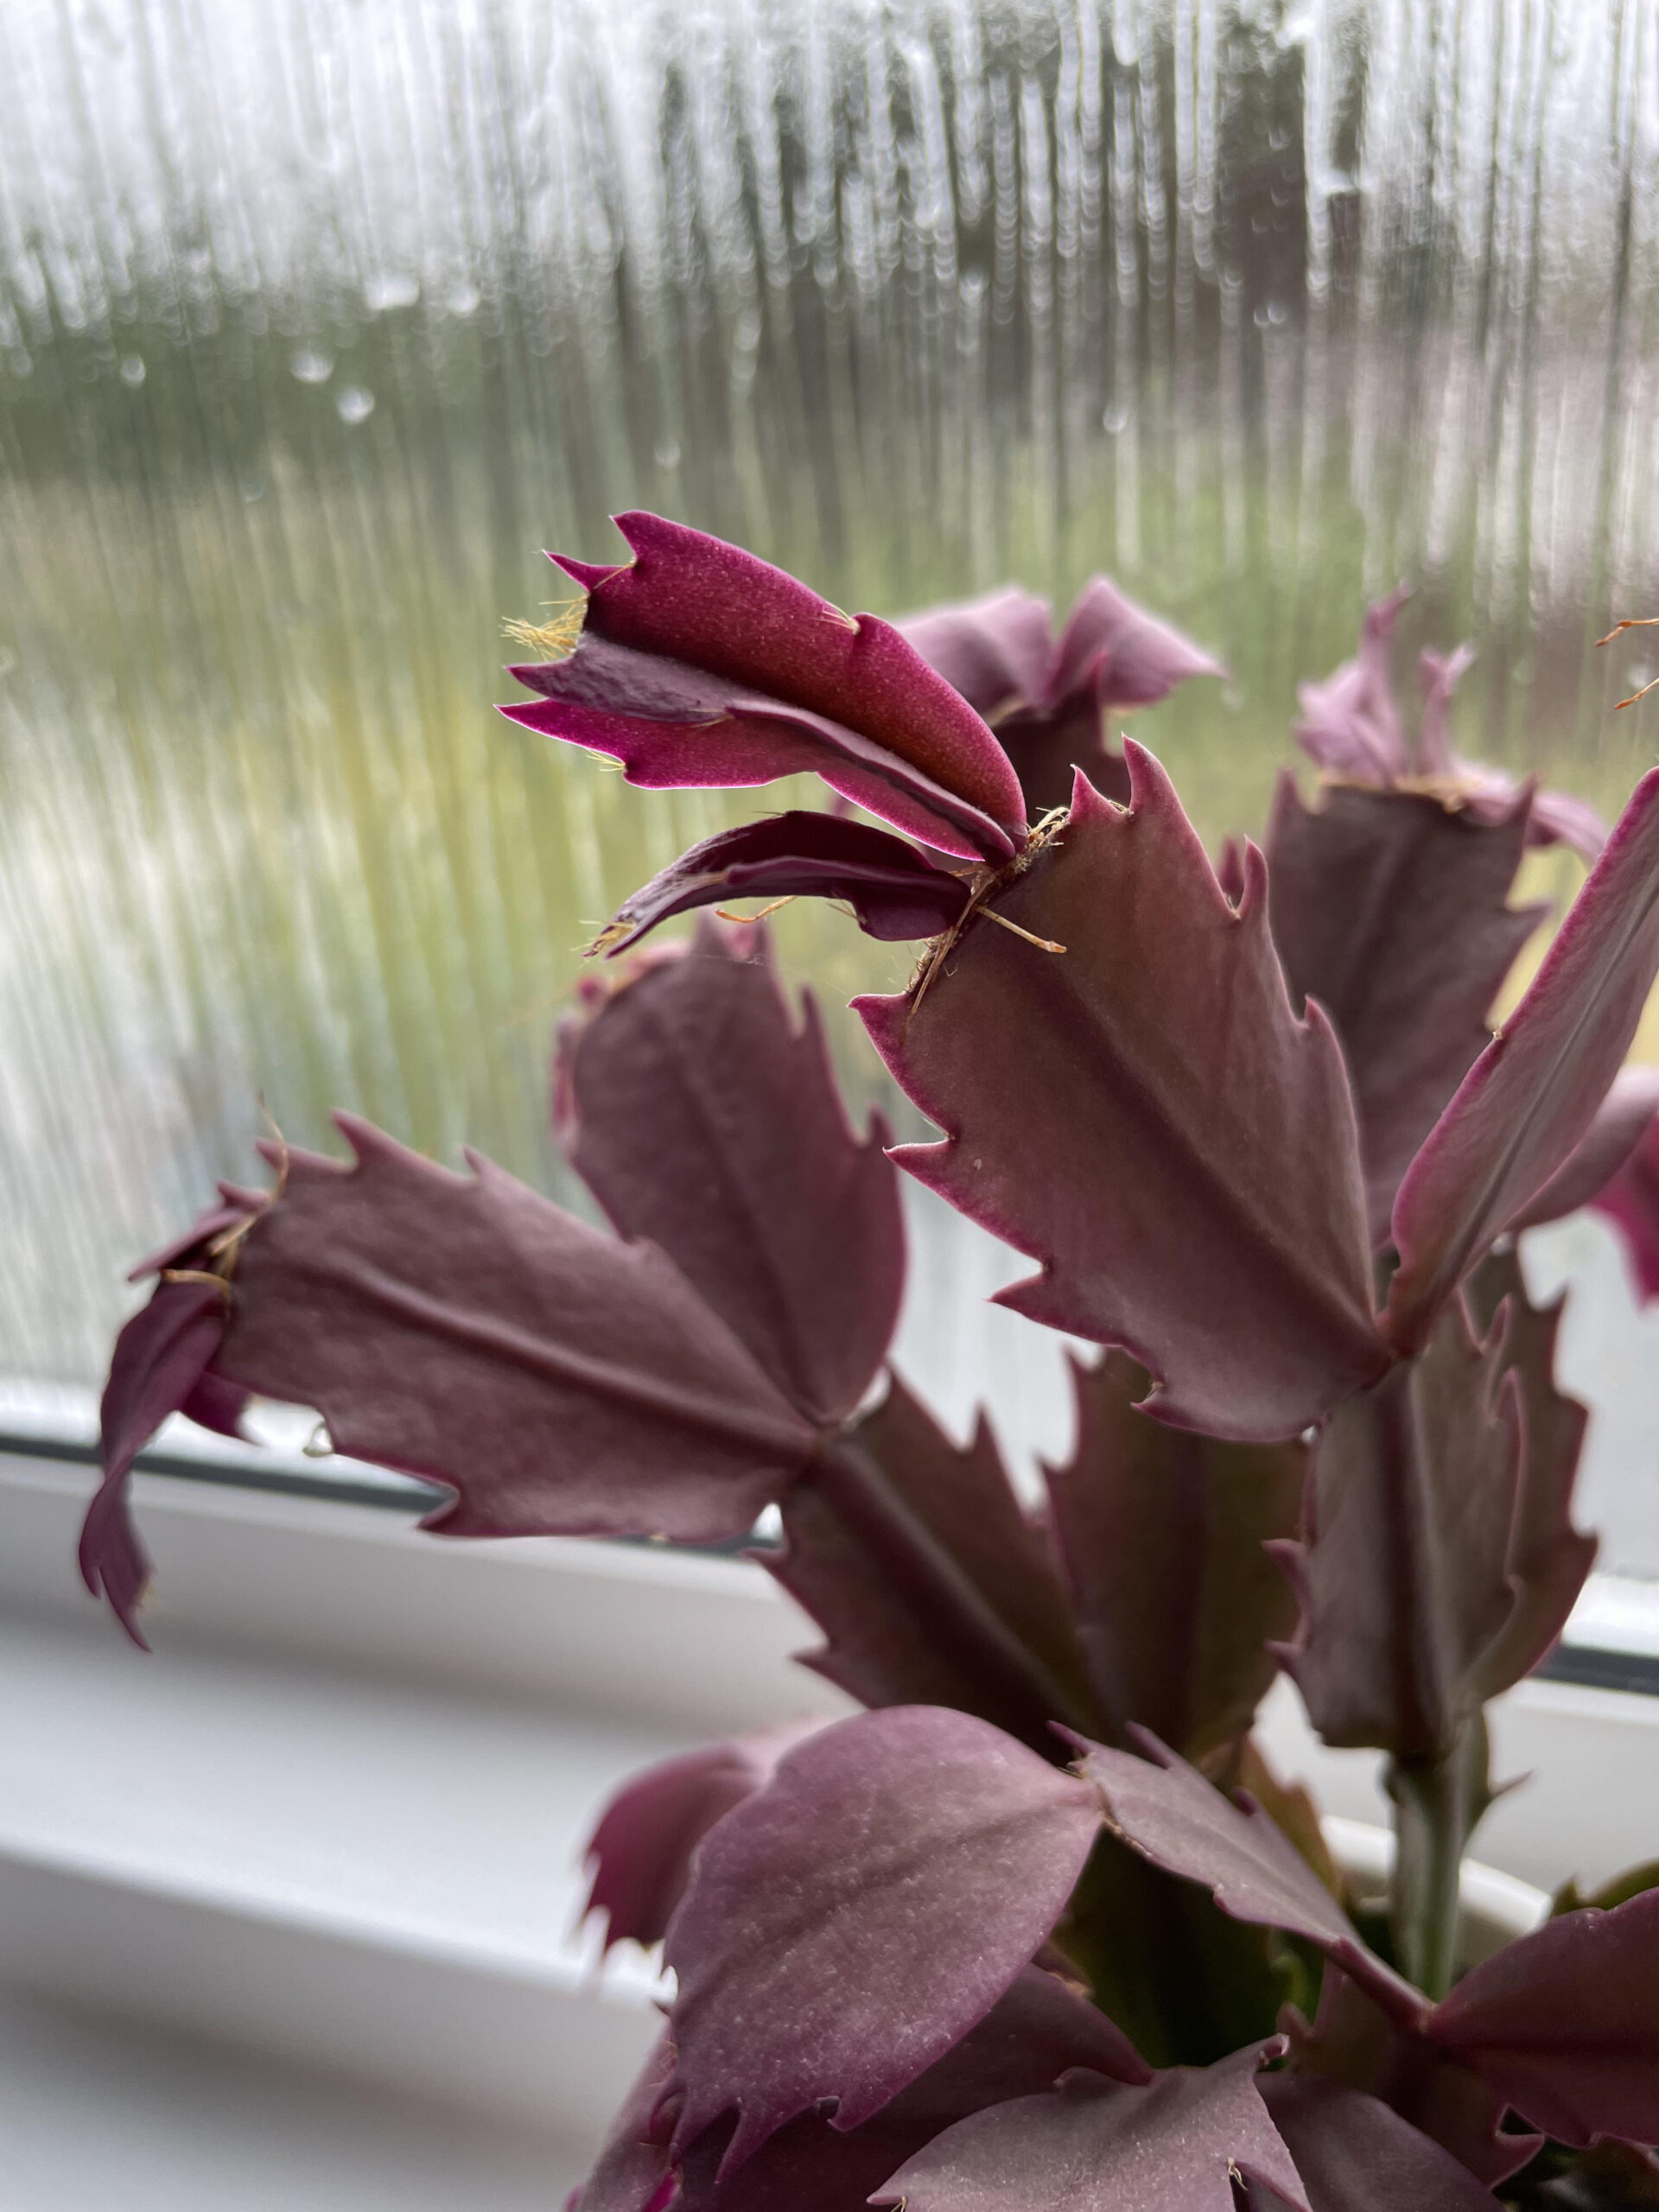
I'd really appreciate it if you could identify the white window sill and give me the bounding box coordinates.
[2,1427,1657,2207]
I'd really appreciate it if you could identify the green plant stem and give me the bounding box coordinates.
[1387,1719,1492,2001]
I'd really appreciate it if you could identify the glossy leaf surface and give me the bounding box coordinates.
[1385,769,1659,1348]
[860,748,1385,1441]
[216,1116,817,1541]
[873,2042,1306,2212]
[1043,1351,1304,1757]
[660,1706,1103,2170]
[557,921,904,1426]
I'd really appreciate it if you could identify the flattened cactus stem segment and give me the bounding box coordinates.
[1388,1716,1492,2002]
[786,1433,1099,1752]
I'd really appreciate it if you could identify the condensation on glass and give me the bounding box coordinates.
[2,0,1657,1560]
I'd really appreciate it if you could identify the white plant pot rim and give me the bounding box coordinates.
[1322,1815,1550,1964]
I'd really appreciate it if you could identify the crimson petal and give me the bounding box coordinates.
[587,811,972,957]
[858,749,1385,1443]
[557,919,904,1426]
[660,1705,1103,2171]
[1384,767,1659,1347]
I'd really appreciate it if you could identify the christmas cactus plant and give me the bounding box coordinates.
[86,514,1659,2209]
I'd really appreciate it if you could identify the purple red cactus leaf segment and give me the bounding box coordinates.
[83,1277,232,1646]
[1510,1065,1659,1230]
[1284,1966,1542,2188]
[659,1705,1104,2171]
[503,629,1013,862]
[1272,1298,1522,1758]
[520,512,1027,845]
[586,811,973,956]
[896,588,1057,724]
[1460,1249,1596,1695]
[556,919,904,1426]
[1042,574,1227,715]
[1042,1351,1305,1758]
[1295,590,1414,784]
[573,2035,679,2212]
[858,750,1386,1443]
[1070,1732,1422,2025]
[872,2040,1307,2212]
[767,1375,1098,1755]
[575,1969,1151,2212]
[1262,778,1544,1245]
[583,1721,826,1953]
[1249,2075,1506,2212]
[1424,1890,1659,2148]
[1383,768,1659,1349]
[1590,1112,1659,1301]
[211,1116,818,1542]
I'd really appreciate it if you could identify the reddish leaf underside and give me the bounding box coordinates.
[1384,767,1659,1349]
[858,748,1385,1442]
[557,919,904,1427]
[588,811,973,956]
[214,1116,818,1543]
[659,1706,1104,2172]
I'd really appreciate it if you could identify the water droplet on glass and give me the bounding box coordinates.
[290,348,333,384]
[335,385,375,425]
[445,282,480,316]
[363,273,420,312]
[653,439,682,469]
[118,354,145,387]
[1102,404,1128,435]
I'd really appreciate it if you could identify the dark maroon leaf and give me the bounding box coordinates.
[1263,777,1543,1245]
[574,2034,678,2212]
[213,1116,817,1542]
[1510,1067,1659,1230]
[1071,1732,1422,2024]
[1045,574,1227,714]
[872,2041,1307,2212]
[1284,1965,1541,2188]
[1042,1351,1305,1758]
[575,1969,1150,2212]
[858,748,1386,1442]
[1462,1249,1595,1695]
[556,919,904,1426]
[82,1279,231,1647]
[1272,1299,1522,1759]
[587,811,973,956]
[1592,1114,1659,1301]
[767,1376,1098,1755]
[1254,2075,1504,2211]
[659,1706,1104,2170]
[81,1190,265,1645]
[583,1722,824,1953]
[1425,1890,1659,2147]
[503,513,1026,858]
[1384,769,1659,1350]
[991,701,1133,820]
